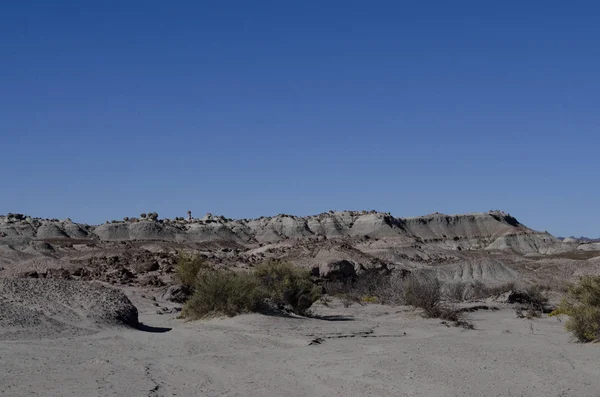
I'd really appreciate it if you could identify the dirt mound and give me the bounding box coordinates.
[0,279,138,340]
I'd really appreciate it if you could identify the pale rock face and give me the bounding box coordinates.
[0,210,574,256]
[578,242,600,251]
[63,222,92,239]
[402,212,520,241]
[485,232,565,255]
[94,223,131,241]
[36,224,70,239]
[184,222,251,243]
[349,213,403,238]
[418,258,520,284]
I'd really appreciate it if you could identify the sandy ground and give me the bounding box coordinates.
[2,294,600,397]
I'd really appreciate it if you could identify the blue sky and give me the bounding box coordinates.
[1,1,599,236]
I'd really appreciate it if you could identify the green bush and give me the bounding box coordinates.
[182,269,266,319]
[176,253,208,289]
[552,276,600,342]
[254,260,321,316]
[180,259,321,319]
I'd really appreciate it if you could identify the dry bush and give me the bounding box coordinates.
[319,294,331,306]
[404,276,474,329]
[404,275,442,317]
[516,305,542,319]
[176,253,208,289]
[354,271,406,305]
[523,285,548,310]
[444,282,469,302]
[488,282,516,296]
[323,279,359,307]
[182,269,266,319]
[468,281,516,300]
[551,275,600,342]
[323,271,406,306]
[513,285,549,319]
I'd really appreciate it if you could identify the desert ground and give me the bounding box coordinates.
[2,289,600,397]
[1,211,600,396]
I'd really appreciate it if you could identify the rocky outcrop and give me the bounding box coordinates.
[0,278,138,340]
[0,211,569,255]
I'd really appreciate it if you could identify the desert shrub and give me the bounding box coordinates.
[404,275,442,317]
[182,260,322,318]
[523,285,548,310]
[468,281,516,300]
[551,276,600,342]
[140,213,147,219]
[254,260,321,316]
[358,271,406,305]
[182,269,266,319]
[437,305,473,328]
[469,281,489,299]
[323,271,406,306]
[488,282,516,296]
[319,294,331,306]
[401,275,473,328]
[176,254,208,289]
[516,305,542,319]
[361,295,378,304]
[445,282,469,302]
[324,280,360,307]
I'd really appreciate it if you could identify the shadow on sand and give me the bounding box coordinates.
[137,323,172,333]
[311,314,355,322]
[257,309,354,321]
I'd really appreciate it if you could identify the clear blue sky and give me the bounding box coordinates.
[1,1,599,237]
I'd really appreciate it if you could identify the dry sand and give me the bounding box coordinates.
[2,290,599,397]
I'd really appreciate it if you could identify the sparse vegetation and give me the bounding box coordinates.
[182,268,266,319]
[403,275,473,328]
[140,213,147,219]
[254,260,321,316]
[180,258,321,319]
[551,275,600,342]
[324,271,407,306]
[176,253,208,289]
[444,282,469,302]
[469,281,516,300]
[403,275,442,317]
[326,273,473,328]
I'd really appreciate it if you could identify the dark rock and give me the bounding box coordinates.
[71,267,90,277]
[139,275,164,287]
[315,260,357,281]
[46,268,72,280]
[19,271,39,279]
[132,261,159,273]
[162,284,192,303]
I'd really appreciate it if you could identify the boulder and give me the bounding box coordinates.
[132,261,160,273]
[315,260,357,280]
[162,284,191,303]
